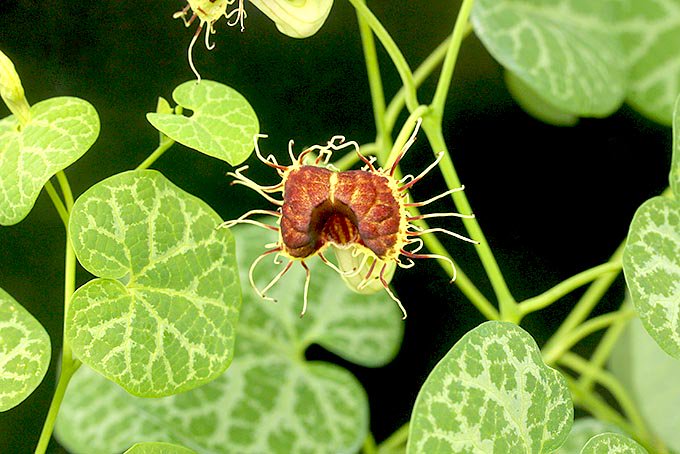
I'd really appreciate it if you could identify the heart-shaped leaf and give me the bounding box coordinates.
[555,418,622,454]
[616,0,680,125]
[125,442,197,454]
[623,196,680,358]
[0,96,99,225]
[580,433,647,454]
[0,287,51,411]
[66,170,241,397]
[471,0,626,117]
[611,317,680,453]
[146,80,258,166]
[56,224,404,453]
[407,321,573,453]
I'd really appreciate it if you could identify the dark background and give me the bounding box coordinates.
[0,1,671,453]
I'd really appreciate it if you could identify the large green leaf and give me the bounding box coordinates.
[0,97,99,225]
[555,418,622,454]
[55,224,403,453]
[0,287,50,411]
[66,170,240,397]
[580,433,647,454]
[623,196,680,358]
[146,80,258,166]
[407,321,572,453]
[616,0,680,125]
[471,0,626,117]
[505,70,579,127]
[611,317,680,452]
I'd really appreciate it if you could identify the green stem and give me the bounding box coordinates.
[356,3,390,162]
[136,136,175,170]
[378,422,410,452]
[35,171,81,453]
[429,0,475,120]
[384,105,430,169]
[362,432,378,454]
[519,262,621,317]
[565,375,636,439]
[560,353,659,452]
[412,213,499,320]
[44,180,68,228]
[543,309,635,365]
[421,122,516,321]
[334,143,379,171]
[578,314,629,391]
[34,361,79,454]
[347,0,419,112]
[543,244,624,354]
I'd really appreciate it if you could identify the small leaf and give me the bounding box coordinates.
[555,418,622,454]
[611,316,680,453]
[147,80,258,166]
[505,70,579,127]
[471,0,626,117]
[407,321,572,454]
[616,0,680,125]
[66,170,241,397]
[672,94,680,195]
[0,287,51,411]
[580,433,647,454]
[56,224,403,453]
[125,442,197,454]
[0,96,99,225]
[623,196,680,358]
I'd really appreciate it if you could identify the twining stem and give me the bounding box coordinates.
[347,0,419,112]
[377,422,410,452]
[362,432,378,454]
[356,3,390,162]
[519,262,622,317]
[543,244,624,355]
[578,314,629,390]
[35,171,81,454]
[543,309,635,365]
[421,122,517,321]
[560,352,660,452]
[429,0,475,120]
[136,135,175,170]
[44,181,69,228]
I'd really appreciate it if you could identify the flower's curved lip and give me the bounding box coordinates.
[250,0,333,38]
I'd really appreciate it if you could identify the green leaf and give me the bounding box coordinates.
[611,317,680,453]
[471,0,626,117]
[616,0,680,125]
[505,70,579,126]
[56,224,403,453]
[407,321,572,454]
[555,418,622,454]
[0,287,51,411]
[623,196,680,358]
[580,433,647,454]
[0,96,99,225]
[146,80,258,166]
[672,94,680,195]
[66,170,241,397]
[125,442,197,454]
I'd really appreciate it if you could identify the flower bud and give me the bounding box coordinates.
[0,50,30,126]
[251,0,333,38]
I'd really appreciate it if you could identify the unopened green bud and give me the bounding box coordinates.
[0,50,30,127]
[251,0,333,38]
